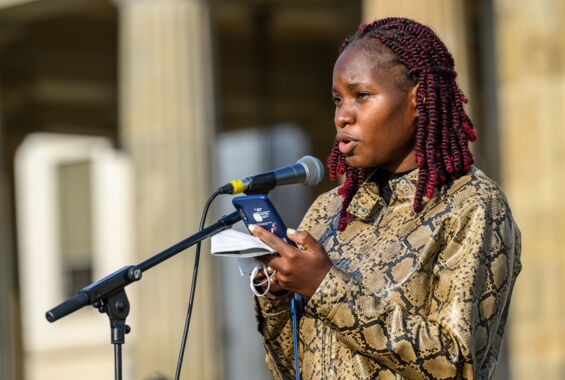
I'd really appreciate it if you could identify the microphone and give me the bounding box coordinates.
[217,155,324,195]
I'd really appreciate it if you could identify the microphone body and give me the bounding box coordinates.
[218,156,324,195]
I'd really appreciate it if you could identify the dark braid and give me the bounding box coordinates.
[328,17,476,230]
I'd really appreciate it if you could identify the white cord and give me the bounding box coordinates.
[250,264,277,297]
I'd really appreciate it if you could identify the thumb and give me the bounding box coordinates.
[286,229,320,251]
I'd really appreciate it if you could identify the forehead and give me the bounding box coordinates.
[334,44,373,74]
[333,41,400,87]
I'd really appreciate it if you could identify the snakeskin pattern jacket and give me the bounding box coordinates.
[254,167,521,379]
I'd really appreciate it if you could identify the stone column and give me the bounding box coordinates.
[495,1,565,379]
[0,76,20,379]
[115,1,220,379]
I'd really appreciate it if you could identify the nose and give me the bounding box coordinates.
[334,103,354,129]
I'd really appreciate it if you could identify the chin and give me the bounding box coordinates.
[345,156,373,169]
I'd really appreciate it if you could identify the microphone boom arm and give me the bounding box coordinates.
[46,211,242,322]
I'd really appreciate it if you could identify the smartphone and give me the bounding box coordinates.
[232,194,295,246]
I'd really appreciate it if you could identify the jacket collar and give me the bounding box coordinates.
[346,168,419,221]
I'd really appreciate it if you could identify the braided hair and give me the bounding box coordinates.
[327,17,476,231]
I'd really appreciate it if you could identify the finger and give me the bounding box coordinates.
[254,270,265,279]
[256,254,277,266]
[252,266,286,294]
[255,253,287,275]
[286,229,320,251]
[253,265,274,280]
[256,255,290,276]
[248,224,296,258]
[259,254,289,275]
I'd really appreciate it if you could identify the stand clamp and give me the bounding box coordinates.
[96,290,131,380]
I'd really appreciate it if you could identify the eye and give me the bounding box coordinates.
[355,92,371,100]
[332,95,342,106]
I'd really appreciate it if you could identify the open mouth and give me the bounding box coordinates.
[338,138,357,155]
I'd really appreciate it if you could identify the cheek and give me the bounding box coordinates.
[359,116,394,146]
[377,103,415,141]
[358,110,386,139]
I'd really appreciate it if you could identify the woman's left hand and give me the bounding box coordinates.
[249,225,333,298]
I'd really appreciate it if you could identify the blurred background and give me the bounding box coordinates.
[0,0,562,379]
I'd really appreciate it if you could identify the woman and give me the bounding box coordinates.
[249,17,521,379]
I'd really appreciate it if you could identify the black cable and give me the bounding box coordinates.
[174,190,220,380]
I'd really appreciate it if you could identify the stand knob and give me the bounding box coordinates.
[127,267,142,281]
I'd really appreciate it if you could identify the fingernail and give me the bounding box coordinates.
[287,228,296,235]
[248,224,256,233]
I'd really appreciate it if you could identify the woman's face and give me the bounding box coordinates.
[332,41,418,172]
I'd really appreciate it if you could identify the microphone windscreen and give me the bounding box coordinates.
[298,156,324,187]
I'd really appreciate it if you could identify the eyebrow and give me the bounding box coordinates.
[332,82,372,93]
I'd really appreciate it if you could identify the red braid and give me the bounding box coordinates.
[329,17,476,230]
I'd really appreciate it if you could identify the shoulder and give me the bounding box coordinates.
[435,167,521,251]
[298,187,342,238]
[432,168,521,269]
[438,167,513,215]
[425,167,521,250]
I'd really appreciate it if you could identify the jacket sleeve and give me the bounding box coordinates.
[304,196,521,379]
[253,293,294,379]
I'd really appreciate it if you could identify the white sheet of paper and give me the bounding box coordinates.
[210,229,276,258]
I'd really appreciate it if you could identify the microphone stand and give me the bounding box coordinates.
[45,211,242,380]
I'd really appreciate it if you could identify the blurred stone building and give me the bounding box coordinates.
[0,0,563,379]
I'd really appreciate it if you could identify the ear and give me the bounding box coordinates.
[409,83,419,119]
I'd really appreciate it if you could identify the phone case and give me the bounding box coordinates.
[232,194,292,243]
